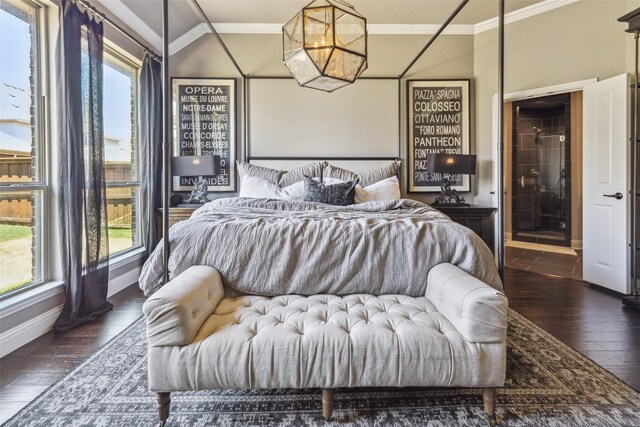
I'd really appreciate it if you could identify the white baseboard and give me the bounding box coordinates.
[506,239,578,256]
[0,266,141,358]
[0,305,62,358]
[107,266,141,298]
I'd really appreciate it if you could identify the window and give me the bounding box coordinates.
[0,0,45,296]
[0,1,142,298]
[102,46,141,256]
[80,30,142,257]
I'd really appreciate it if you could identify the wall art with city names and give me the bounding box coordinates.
[407,80,470,193]
[172,78,236,192]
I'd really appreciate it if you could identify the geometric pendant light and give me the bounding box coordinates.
[283,0,368,92]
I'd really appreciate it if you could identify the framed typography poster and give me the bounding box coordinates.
[172,78,236,192]
[407,80,470,193]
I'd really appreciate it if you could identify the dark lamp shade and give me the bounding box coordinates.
[426,153,476,175]
[171,155,221,177]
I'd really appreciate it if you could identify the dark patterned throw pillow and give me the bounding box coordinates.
[303,176,359,206]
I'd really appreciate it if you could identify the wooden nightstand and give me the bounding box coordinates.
[156,207,198,239]
[431,204,497,254]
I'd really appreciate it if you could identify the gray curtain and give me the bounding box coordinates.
[139,53,163,255]
[55,0,112,332]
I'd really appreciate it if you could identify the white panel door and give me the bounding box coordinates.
[583,74,629,293]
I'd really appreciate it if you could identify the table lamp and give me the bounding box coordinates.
[171,155,221,204]
[426,153,476,206]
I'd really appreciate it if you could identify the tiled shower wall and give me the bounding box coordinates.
[512,94,572,246]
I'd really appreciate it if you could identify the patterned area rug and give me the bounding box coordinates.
[3,310,640,426]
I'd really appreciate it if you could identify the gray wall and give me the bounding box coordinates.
[170,33,474,204]
[248,79,399,158]
[473,0,632,206]
[170,1,637,207]
[7,0,639,355]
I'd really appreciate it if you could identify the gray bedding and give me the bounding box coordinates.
[139,198,502,296]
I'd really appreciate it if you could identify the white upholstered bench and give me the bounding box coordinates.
[143,264,508,425]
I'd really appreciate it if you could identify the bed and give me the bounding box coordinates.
[140,158,501,297]
[140,158,506,425]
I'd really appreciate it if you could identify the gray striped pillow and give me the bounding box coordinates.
[281,162,325,187]
[324,160,400,187]
[236,162,282,185]
[236,161,325,187]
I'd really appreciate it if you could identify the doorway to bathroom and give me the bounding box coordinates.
[512,94,571,246]
[503,91,583,281]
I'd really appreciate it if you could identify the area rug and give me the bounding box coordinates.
[4,310,640,426]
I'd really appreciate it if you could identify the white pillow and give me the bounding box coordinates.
[322,177,346,185]
[354,176,401,203]
[240,175,315,200]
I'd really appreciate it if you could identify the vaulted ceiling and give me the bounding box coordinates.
[95,0,571,54]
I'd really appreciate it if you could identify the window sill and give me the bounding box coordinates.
[110,246,146,269]
[0,247,146,317]
[0,280,64,318]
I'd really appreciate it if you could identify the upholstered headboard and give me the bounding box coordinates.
[247,157,399,175]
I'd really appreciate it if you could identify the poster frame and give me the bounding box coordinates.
[406,79,471,193]
[172,77,237,193]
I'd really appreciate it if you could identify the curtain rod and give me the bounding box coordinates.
[75,0,161,60]
[399,0,469,78]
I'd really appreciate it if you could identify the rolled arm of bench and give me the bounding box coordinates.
[143,266,224,347]
[426,263,508,343]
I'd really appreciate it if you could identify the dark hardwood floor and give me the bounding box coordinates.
[504,268,640,391]
[1,270,639,423]
[0,285,146,423]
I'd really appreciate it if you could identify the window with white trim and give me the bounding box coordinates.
[0,1,143,297]
[102,45,141,256]
[0,0,46,296]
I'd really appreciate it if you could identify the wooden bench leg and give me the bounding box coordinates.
[322,388,334,420]
[483,387,496,422]
[157,392,171,426]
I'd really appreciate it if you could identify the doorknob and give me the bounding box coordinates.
[603,192,623,200]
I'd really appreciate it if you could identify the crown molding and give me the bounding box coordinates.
[94,0,163,52]
[168,22,475,55]
[170,23,208,56]
[168,0,577,55]
[473,0,579,34]
[369,24,475,35]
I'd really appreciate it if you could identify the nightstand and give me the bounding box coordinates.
[431,204,497,254]
[156,207,199,239]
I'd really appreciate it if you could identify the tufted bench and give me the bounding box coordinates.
[143,264,508,425]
